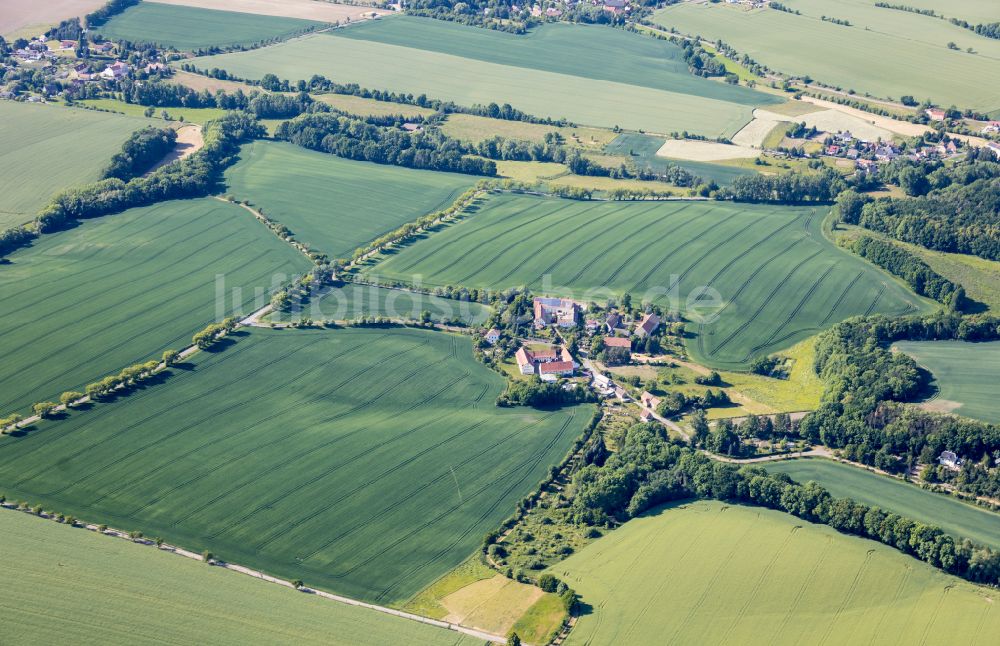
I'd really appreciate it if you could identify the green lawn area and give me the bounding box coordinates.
[907,244,1000,313]
[0,327,591,604]
[313,93,437,120]
[767,458,1000,549]
[267,282,492,326]
[80,98,230,125]
[653,2,1000,113]
[223,141,476,258]
[552,501,1000,645]
[364,193,928,368]
[94,1,326,51]
[892,340,1000,424]
[602,133,756,186]
[440,112,616,151]
[0,198,311,415]
[192,16,780,137]
[0,509,482,646]
[0,102,153,228]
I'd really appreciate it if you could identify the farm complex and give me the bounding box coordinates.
[1,0,999,644]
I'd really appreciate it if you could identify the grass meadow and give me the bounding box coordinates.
[95,1,326,50]
[313,93,437,120]
[266,283,493,326]
[223,142,476,258]
[893,340,1000,423]
[0,327,590,604]
[0,509,481,646]
[79,98,230,125]
[0,198,311,415]
[766,459,1000,549]
[0,102,153,228]
[365,193,928,368]
[552,501,1000,645]
[653,2,1000,113]
[192,17,780,137]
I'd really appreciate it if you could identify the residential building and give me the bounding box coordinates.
[515,345,576,378]
[484,328,501,345]
[533,297,580,328]
[100,61,130,80]
[539,361,574,381]
[640,391,661,410]
[925,108,946,121]
[605,311,622,333]
[937,450,962,469]
[603,336,631,349]
[635,313,660,338]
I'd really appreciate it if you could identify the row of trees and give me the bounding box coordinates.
[724,168,846,202]
[571,423,1000,585]
[274,113,496,176]
[852,236,967,309]
[120,81,316,120]
[496,381,596,408]
[85,358,162,401]
[192,318,237,350]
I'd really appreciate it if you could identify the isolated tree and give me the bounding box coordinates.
[162,349,180,366]
[691,409,710,448]
[506,633,522,646]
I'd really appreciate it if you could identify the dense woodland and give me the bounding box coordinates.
[274,113,496,176]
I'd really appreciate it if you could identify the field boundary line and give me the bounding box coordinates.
[0,504,507,644]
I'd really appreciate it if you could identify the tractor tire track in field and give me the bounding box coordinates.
[370,410,578,603]
[660,517,757,646]
[698,215,803,294]
[390,199,571,273]
[917,585,952,646]
[1,254,295,410]
[708,248,823,358]
[221,369,476,546]
[718,526,798,646]
[38,336,391,498]
[867,565,912,646]
[671,211,763,284]
[523,204,643,286]
[817,549,874,646]
[0,215,243,321]
[584,204,697,287]
[819,271,864,326]
[292,411,567,563]
[181,349,460,531]
[456,202,610,285]
[9,334,329,487]
[863,284,887,316]
[432,201,590,280]
[0,213,186,305]
[626,208,744,293]
[560,202,682,286]
[123,369,470,519]
[773,536,833,643]
[741,262,836,361]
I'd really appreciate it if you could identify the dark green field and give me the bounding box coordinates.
[0,328,589,604]
[766,459,1000,550]
[0,198,311,415]
[224,142,476,258]
[268,282,492,326]
[96,2,325,50]
[365,193,928,368]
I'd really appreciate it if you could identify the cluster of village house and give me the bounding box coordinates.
[483,297,660,382]
[818,130,962,169]
[492,0,630,19]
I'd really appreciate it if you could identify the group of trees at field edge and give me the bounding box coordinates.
[103,126,177,180]
[0,111,264,259]
[571,423,1000,586]
[274,113,496,176]
[852,236,967,310]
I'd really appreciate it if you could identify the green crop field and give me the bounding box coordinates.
[0,198,311,415]
[193,16,781,137]
[268,283,492,326]
[602,133,755,186]
[95,2,326,51]
[0,102,153,228]
[0,327,589,604]
[766,459,1000,549]
[0,509,481,646]
[653,1,1000,113]
[551,501,1000,645]
[893,340,1000,423]
[224,141,476,258]
[364,193,928,368]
